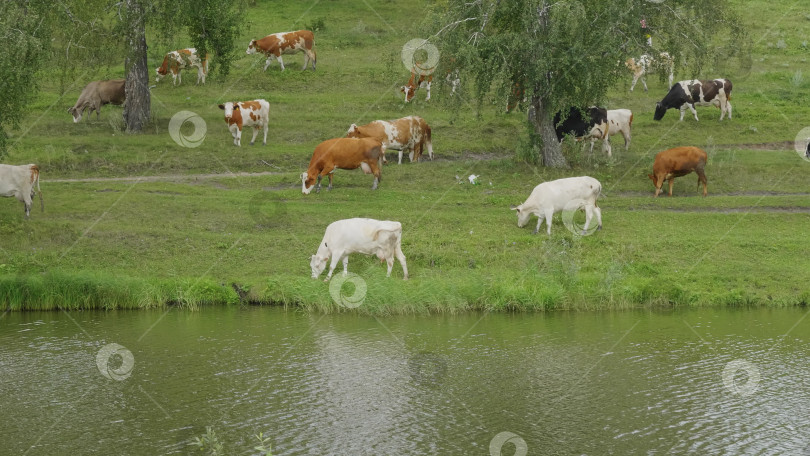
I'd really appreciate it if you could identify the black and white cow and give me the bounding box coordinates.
[806,141,810,159]
[653,79,733,122]
[554,107,611,156]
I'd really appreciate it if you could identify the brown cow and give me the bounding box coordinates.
[68,79,126,123]
[301,138,385,194]
[400,71,432,102]
[155,48,208,85]
[648,146,708,197]
[246,30,316,71]
[346,116,433,164]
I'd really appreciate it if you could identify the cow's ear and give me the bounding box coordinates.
[510,205,520,211]
[218,104,225,110]
[647,174,655,181]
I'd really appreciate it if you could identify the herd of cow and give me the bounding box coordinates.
[1,31,736,282]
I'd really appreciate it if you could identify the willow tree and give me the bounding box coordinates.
[428,0,748,167]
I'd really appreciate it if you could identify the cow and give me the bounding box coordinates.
[401,71,432,102]
[301,137,385,194]
[346,116,433,164]
[0,164,43,218]
[246,30,317,71]
[310,218,409,281]
[554,107,612,157]
[217,100,270,147]
[67,79,126,123]
[649,146,708,197]
[654,79,733,122]
[806,140,810,159]
[625,52,674,92]
[155,48,208,85]
[510,176,602,236]
[589,109,633,156]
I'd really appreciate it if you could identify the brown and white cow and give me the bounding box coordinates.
[155,48,209,85]
[554,107,612,157]
[301,138,385,194]
[246,30,316,71]
[67,79,126,123]
[217,100,270,147]
[648,146,708,197]
[654,79,733,121]
[625,52,674,92]
[346,116,433,164]
[401,71,432,102]
[0,164,43,218]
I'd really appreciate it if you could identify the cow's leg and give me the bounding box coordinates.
[385,256,394,277]
[697,168,708,196]
[583,205,594,235]
[316,175,322,193]
[395,244,408,280]
[262,124,268,146]
[594,205,603,230]
[602,138,612,158]
[424,81,431,101]
[325,252,344,281]
[235,127,242,147]
[589,138,596,154]
[532,214,544,235]
[370,161,381,190]
[727,101,732,120]
[398,149,403,165]
[250,127,260,146]
[342,256,349,276]
[679,105,686,121]
[668,178,675,197]
[687,104,699,121]
[623,129,631,150]
[327,173,333,191]
[630,75,639,92]
[544,208,555,235]
[277,56,286,71]
[263,56,274,71]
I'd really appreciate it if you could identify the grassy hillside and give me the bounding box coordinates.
[1,0,809,313]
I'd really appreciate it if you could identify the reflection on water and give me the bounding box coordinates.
[1,307,809,455]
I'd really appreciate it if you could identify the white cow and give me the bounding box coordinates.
[217,99,270,146]
[310,218,409,281]
[625,52,674,92]
[589,109,633,156]
[510,176,602,235]
[0,164,43,218]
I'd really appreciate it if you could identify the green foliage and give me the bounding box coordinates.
[191,426,224,455]
[0,1,52,157]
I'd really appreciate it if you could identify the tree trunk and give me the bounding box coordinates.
[530,94,568,168]
[123,0,149,133]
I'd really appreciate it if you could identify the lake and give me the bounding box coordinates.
[2,306,808,455]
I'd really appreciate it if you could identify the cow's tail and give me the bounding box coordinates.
[629,112,634,128]
[32,165,43,212]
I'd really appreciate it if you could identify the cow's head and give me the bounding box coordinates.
[400,84,415,102]
[648,173,661,188]
[346,124,360,138]
[67,107,82,123]
[310,253,328,279]
[301,171,316,195]
[246,40,258,55]
[218,102,237,118]
[653,102,667,121]
[155,66,167,82]
[510,204,531,228]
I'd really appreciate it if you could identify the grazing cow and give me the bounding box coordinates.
[648,146,708,197]
[217,100,270,147]
[301,137,385,194]
[511,176,602,235]
[346,116,433,164]
[246,30,317,71]
[554,107,612,157]
[625,52,674,92]
[155,48,208,85]
[506,81,525,113]
[654,79,733,122]
[589,109,633,156]
[67,79,126,123]
[401,71,432,102]
[0,164,43,218]
[310,218,409,281]
[806,141,810,159]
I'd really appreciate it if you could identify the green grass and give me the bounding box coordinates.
[1,0,810,313]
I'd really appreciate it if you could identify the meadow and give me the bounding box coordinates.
[1,0,809,313]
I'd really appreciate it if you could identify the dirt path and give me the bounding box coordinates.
[46,171,283,184]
